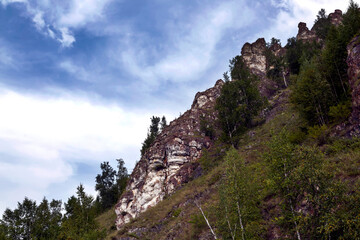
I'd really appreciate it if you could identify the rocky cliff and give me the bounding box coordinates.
[296,22,318,42]
[115,80,223,229]
[241,38,284,97]
[296,10,342,43]
[347,35,360,136]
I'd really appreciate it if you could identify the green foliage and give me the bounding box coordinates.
[328,101,351,123]
[172,208,182,218]
[216,56,264,147]
[217,148,262,239]
[189,213,207,238]
[96,161,117,210]
[285,38,321,75]
[307,124,329,144]
[265,42,287,88]
[313,9,331,40]
[141,116,161,156]
[198,141,227,173]
[264,130,352,238]
[95,159,128,211]
[291,58,333,125]
[320,2,360,105]
[160,116,167,130]
[60,184,106,240]
[0,197,62,240]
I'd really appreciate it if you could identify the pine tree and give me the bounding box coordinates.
[95,162,117,209]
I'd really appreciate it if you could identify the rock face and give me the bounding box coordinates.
[241,38,284,97]
[329,9,343,26]
[115,80,224,229]
[296,22,318,42]
[241,38,267,76]
[347,35,360,130]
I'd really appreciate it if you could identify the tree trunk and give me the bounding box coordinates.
[195,201,217,240]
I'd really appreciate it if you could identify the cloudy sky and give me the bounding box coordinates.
[0,0,355,213]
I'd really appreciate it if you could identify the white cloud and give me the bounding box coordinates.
[59,0,112,28]
[59,27,76,47]
[0,88,175,213]
[0,0,114,47]
[117,0,255,86]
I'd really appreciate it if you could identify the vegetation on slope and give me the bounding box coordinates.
[1,1,360,240]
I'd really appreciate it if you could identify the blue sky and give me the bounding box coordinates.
[0,0,355,213]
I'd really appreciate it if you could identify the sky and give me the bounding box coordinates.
[0,0,356,213]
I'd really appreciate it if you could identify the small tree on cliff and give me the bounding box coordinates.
[141,116,161,156]
[216,56,263,147]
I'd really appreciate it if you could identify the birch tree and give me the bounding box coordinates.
[218,148,260,239]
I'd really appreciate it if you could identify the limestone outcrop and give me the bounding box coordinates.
[115,80,223,229]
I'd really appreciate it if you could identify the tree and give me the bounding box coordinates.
[60,184,105,240]
[0,198,37,240]
[160,116,167,131]
[141,116,161,156]
[95,161,117,209]
[216,56,263,147]
[116,158,128,198]
[32,198,62,240]
[218,148,260,240]
[291,58,334,125]
[313,9,331,40]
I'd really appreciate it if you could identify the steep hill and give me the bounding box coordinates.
[99,7,360,240]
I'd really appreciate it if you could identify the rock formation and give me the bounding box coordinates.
[115,80,223,229]
[296,22,318,42]
[329,9,343,26]
[241,38,267,76]
[347,35,360,135]
[241,38,285,97]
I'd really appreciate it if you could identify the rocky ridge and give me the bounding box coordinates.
[115,80,223,229]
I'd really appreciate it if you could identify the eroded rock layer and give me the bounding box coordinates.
[115,80,223,229]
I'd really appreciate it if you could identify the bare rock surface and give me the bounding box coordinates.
[347,35,360,135]
[115,80,224,229]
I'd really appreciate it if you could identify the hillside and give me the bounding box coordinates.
[100,4,360,240]
[1,3,360,240]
